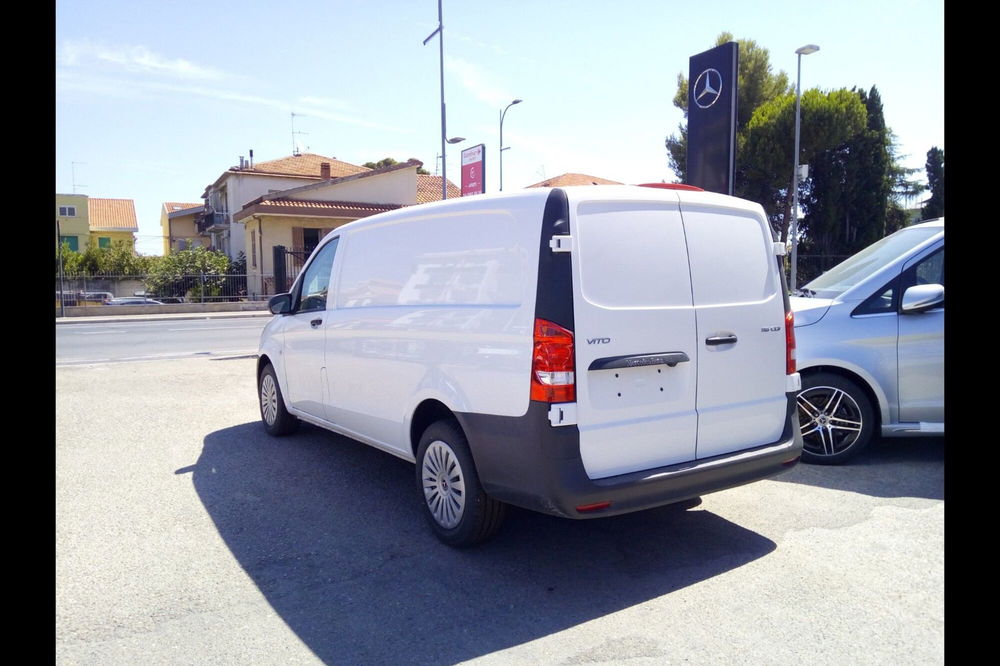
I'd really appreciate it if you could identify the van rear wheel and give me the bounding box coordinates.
[416,420,505,547]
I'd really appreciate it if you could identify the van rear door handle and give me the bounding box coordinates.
[588,352,689,370]
[310,318,323,328]
[706,335,737,346]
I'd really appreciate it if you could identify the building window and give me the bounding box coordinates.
[59,236,79,252]
[251,230,258,269]
[98,237,111,249]
[59,206,77,217]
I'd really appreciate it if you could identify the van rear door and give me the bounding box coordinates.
[679,201,788,459]
[569,196,699,480]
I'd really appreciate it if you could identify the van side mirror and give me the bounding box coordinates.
[901,284,944,314]
[268,293,293,315]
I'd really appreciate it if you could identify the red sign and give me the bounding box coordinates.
[461,144,486,196]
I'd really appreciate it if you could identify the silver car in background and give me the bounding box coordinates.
[791,218,944,464]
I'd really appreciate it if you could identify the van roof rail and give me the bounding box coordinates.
[637,183,705,191]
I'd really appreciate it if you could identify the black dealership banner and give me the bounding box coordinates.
[687,42,738,195]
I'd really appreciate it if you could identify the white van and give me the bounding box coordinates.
[257,185,803,546]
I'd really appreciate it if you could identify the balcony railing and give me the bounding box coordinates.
[196,211,230,234]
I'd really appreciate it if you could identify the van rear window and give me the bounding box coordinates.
[575,201,693,308]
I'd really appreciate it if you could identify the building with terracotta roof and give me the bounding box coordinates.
[525,173,623,188]
[55,194,138,252]
[160,202,206,255]
[198,152,372,259]
[233,159,458,298]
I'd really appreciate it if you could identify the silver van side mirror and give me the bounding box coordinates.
[901,284,944,314]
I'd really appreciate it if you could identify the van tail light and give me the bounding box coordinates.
[785,309,797,375]
[531,318,576,403]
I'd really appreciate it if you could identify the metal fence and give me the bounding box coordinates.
[54,273,275,307]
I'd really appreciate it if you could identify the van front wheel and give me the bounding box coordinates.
[416,420,506,547]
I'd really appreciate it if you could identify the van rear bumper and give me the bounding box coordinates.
[456,394,803,519]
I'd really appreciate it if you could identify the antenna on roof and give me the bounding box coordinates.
[291,112,309,156]
[71,162,88,193]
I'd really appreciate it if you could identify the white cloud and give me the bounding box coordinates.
[58,41,224,80]
[443,55,511,108]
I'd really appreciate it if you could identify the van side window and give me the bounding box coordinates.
[296,238,339,312]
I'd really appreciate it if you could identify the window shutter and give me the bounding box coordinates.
[292,227,304,251]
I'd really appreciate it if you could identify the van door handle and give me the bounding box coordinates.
[588,352,689,370]
[706,335,737,346]
[310,318,323,328]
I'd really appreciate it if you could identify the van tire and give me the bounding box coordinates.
[416,420,506,547]
[797,372,875,465]
[259,363,299,436]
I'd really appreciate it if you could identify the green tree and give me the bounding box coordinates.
[364,157,430,175]
[921,146,944,220]
[144,246,230,301]
[739,87,867,242]
[800,86,892,257]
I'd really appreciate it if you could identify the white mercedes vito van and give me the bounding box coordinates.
[257,184,803,546]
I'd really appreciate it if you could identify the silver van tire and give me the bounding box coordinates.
[416,420,506,547]
[797,372,875,465]
[259,363,299,436]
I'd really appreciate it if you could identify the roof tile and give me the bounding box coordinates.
[89,198,139,232]
[416,174,461,203]
[525,173,622,188]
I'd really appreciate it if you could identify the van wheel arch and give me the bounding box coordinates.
[410,399,461,458]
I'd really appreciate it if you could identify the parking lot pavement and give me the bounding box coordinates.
[56,357,944,665]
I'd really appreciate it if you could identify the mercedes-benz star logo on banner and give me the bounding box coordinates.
[693,68,723,109]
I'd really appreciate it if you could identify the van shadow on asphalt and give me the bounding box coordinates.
[775,436,944,500]
[193,423,776,665]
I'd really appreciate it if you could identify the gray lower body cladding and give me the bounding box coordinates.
[455,394,803,519]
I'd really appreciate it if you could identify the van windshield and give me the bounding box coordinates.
[803,225,941,298]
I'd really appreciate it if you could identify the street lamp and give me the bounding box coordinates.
[499,98,522,191]
[423,0,448,201]
[790,43,819,292]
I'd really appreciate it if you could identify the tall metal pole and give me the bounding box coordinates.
[790,44,819,292]
[790,53,803,292]
[499,99,521,192]
[423,1,447,201]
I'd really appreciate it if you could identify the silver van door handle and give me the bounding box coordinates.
[310,318,323,328]
[706,335,737,346]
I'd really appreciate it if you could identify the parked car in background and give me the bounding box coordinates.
[107,297,164,306]
[791,218,944,464]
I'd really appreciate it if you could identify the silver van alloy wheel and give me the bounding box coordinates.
[421,440,466,529]
[260,372,278,426]
[797,385,864,457]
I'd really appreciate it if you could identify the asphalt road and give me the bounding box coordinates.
[56,316,268,365]
[55,356,944,665]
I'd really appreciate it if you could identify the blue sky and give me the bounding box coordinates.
[55,0,944,256]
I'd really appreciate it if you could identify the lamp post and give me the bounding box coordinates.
[790,43,819,292]
[499,98,522,191]
[423,0,448,201]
